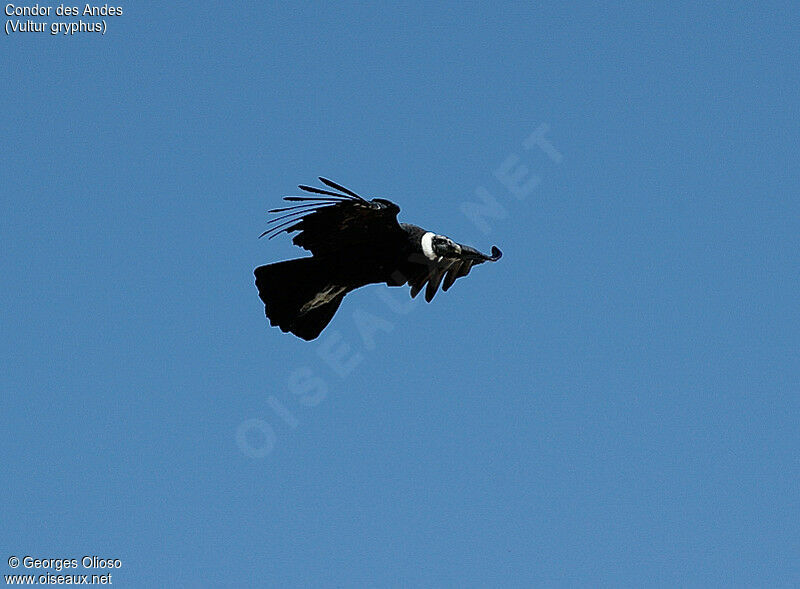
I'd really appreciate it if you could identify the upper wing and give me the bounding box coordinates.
[397,244,503,303]
[261,178,405,257]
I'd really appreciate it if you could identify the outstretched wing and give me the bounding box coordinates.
[261,178,405,257]
[397,244,503,303]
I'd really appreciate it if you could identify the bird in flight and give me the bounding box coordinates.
[254,178,503,341]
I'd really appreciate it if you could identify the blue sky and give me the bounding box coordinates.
[3,2,798,586]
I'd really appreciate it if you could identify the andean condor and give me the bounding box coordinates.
[254,178,503,341]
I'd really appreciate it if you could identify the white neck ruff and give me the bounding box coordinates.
[421,232,437,260]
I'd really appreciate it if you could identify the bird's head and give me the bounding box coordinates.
[421,232,462,259]
[432,235,462,257]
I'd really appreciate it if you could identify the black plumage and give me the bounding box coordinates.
[254,178,503,340]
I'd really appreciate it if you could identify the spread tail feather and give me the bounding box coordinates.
[254,258,347,341]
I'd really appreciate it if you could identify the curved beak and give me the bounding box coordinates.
[460,245,503,263]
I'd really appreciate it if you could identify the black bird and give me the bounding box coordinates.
[254,178,503,341]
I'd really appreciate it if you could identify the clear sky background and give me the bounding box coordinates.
[2,2,798,586]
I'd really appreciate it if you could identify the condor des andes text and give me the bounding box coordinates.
[5,4,123,16]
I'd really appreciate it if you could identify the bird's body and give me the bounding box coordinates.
[255,178,502,340]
